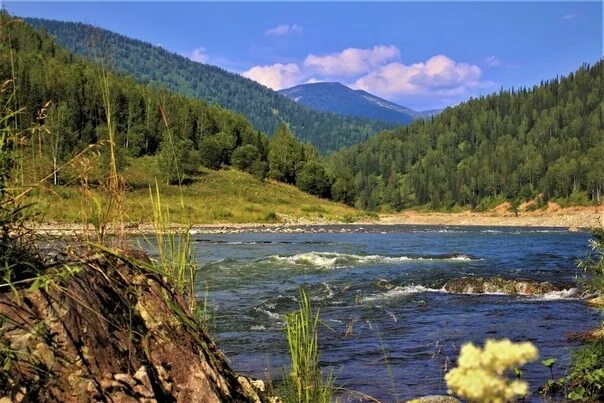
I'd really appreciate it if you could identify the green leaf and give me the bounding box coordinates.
[567,386,585,400]
[541,358,557,368]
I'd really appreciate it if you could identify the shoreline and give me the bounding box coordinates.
[29,205,604,235]
[378,204,604,229]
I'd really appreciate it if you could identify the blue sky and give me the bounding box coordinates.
[6,1,603,110]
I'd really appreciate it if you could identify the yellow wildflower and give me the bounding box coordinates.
[445,338,538,402]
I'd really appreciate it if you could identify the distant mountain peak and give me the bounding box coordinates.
[280,82,440,124]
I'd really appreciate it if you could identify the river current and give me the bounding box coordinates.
[186,225,601,401]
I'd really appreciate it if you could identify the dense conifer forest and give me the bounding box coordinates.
[26,17,395,153]
[328,61,604,210]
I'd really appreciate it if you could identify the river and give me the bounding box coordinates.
[187,225,600,401]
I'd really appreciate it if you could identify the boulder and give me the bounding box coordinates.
[0,249,269,402]
[443,277,560,296]
[407,396,461,403]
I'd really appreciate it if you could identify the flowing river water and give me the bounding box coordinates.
[180,225,600,401]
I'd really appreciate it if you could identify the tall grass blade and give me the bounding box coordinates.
[283,289,334,403]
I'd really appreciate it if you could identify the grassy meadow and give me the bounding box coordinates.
[25,156,367,225]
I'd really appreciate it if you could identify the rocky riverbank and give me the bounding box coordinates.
[379,203,604,229]
[0,248,270,402]
[28,204,603,236]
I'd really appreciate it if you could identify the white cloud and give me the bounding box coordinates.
[241,46,492,100]
[562,13,577,20]
[485,56,502,67]
[241,63,301,90]
[351,55,487,98]
[484,56,521,69]
[303,45,400,77]
[265,24,303,37]
[185,47,209,64]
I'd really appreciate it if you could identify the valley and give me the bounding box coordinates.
[1,3,603,403]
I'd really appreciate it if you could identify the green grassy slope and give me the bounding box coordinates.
[28,157,366,224]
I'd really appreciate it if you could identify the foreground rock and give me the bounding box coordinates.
[0,249,267,402]
[587,295,604,307]
[408,396,461,403]
[443,277,561,296]
[569,325,604,343]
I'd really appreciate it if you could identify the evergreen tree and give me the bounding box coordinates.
[268,124,304,184]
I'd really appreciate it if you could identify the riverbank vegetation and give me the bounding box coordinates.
[280,290,334,403]
[444,339,538,402]
[28,156,365,224]
[541,229,604,401]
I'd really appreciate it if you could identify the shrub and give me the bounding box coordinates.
[263,211,278,222]
[567,190,591,206]
[158,137,200,184]
[331,175,357,205]
[296,161,332,199]
[231,144,259,172]
[474,195,507,212]
[199,137,224,170]
[248,159,268,180]
[565,340,604,401]
[558,229,604,401]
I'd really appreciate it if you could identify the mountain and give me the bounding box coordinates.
[327,60,604,210]
[280,82,439,124]
[24,18,396,153]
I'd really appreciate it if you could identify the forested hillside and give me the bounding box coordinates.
[4,12,602,216]
[1,13,330,197]
[25,17,396,153]
[328,61,604,210]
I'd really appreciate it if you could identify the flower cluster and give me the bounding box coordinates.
[445,339,539,402]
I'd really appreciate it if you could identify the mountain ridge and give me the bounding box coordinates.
[24,17,396,153]
[280,82,439,125]
[352,89,441,119]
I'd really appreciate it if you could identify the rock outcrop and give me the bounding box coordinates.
[587,295,604,307]
[408,396,461,403]
[0,249,268,402]
[443,277,561,296]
